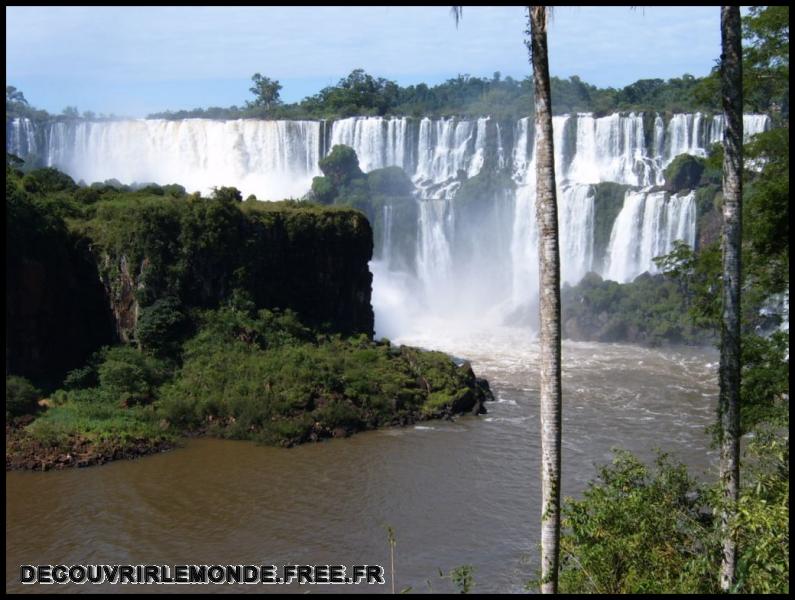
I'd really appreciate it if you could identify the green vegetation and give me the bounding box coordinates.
[158,305,486,446]
[7,303,487,455]
[246,73,283,112]
[145,70,724,122]
[663,153,706,193]
[558,428,789,594]
[559,9,789,591]
[557,326,788,593]
[6,376,41,420]
[309,145,418,268]
[559,451,718,594]
[5,159,490,466]
[561,271,713,347]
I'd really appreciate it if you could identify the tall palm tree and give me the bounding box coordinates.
[718,5,742,592]
[528,6,562,593]
[451,6,562,592]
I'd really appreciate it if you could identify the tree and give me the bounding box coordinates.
[211,186,243,203]
[742,6,789,117]
[247,73,282,111]
[718,5,743,592]
[528,6,563,593]
[6,85,27,105]
[453,5,562,591]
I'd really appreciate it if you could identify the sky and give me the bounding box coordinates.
[6,6,724,118]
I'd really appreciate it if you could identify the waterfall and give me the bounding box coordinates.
[7,117,38,157]
[6,111,770,336]
[512,117,532,181]
[603,189,696,283]
[329,116,410,173]
[496,123,506,170]
[13,118,323,199]
[467,117,489,178]
[381,204,393,267]
[559,184,595,285]
[707,113,772,145]
[414,118,479,195]
[8,112,771,194]
[417,198,455,309]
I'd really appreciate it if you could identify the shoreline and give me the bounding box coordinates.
[5,398,489,472]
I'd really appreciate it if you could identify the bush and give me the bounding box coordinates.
[154,308,487,445]
[96,346,169,406]
[211,186,243,203]
[136,296,189,356]
[6,375,41,418]
[21,167,78,194]
[310,175,336,205]
[558,450,719,594]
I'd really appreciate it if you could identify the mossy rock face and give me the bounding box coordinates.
[695,185,723,251]
[6,180,116,382]
[453,168,515,212]
[367,166,415,197]
[663,154,706,193]
[592,182,630,272]
[319,144,365,188]
[311,159,419,271]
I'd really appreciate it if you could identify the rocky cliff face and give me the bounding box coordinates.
[6,227,116,382]
[93,200,375,342]
[7,184,375,381]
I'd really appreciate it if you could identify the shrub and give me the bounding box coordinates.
[96,346,168,405]
[6,375,41,419]
[136,296,189,356]
[558,450,718,594]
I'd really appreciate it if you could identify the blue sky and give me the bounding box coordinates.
[6,6,723,117]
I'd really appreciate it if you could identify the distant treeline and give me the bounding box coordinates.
[0,71,733,125]
[144,71,727,121]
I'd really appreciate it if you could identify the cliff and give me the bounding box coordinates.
[85,196,375,343]
[6,180,116,382]
[6,173,375,382]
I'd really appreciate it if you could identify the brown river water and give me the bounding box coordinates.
[6,328,719,594]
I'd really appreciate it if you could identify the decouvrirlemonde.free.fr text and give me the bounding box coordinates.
[20,564,385,585]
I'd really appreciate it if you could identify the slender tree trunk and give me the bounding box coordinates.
[719,5,742,592]
[529,5,562,594]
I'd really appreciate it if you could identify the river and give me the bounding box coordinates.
[6,323,718,594]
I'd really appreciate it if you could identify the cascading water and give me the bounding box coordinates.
[604,189,696,283]
[6,112,770,338]
[19,119,323,200]
[8,117,38,157]
[416,198,455,310]
[381,204,393,268]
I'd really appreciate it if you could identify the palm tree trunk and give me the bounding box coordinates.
[719,4,742,592]
[529,5,562,594]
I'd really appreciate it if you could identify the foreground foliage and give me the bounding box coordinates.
[558,423,789,594]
